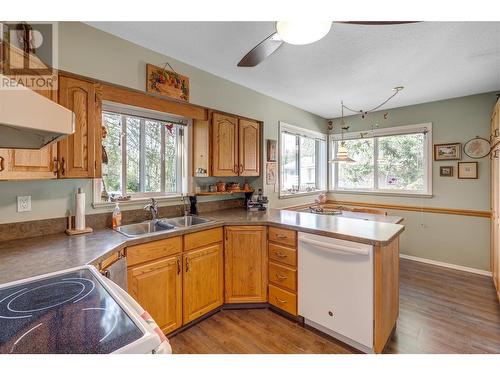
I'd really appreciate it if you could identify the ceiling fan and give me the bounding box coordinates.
[237,21,419,67]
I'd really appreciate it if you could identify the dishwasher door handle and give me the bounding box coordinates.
[299,237,370,256]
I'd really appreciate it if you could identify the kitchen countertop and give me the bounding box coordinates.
[0,208,404,284]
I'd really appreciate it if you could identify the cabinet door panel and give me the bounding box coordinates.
[212,112,238,176]
[183,243,223,323]
[238,119,260,176]
[58,75,96,178]
[128,255,182,334]
[224,226,267,303]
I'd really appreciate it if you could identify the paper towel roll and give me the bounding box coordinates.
[75,188,86,230]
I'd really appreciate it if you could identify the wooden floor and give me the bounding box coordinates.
[169,259,500,354]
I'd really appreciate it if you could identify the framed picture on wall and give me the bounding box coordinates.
[267,140,277,162]
[439,166,454,177]
[434,143,462,161]
[458,162,478,179]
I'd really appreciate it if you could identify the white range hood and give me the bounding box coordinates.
[0,75,75,149]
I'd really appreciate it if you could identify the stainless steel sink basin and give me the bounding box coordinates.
[164,216,213,227]
[115,219,175,237]
[115,216,213,237]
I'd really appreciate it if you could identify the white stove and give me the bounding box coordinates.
[0,265,168,354]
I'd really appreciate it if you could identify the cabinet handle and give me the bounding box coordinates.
[233,164,238,174]
[274,251,287,258]
[185,258,189,272]
[177,257,181,275]
[60,157,65,176]
[239,164,243,174]
[495,129,499,137]
[276,234,287,239]
[53,158,59,176]
[0,156,4,172]
[275,297,287,304]
[276,273,287,280]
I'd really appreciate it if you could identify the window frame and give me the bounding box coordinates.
[329,123,433,197]
[278,122,327,198]
[97,101,189,204]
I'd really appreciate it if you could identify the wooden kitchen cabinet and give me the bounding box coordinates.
[224,226,267,303]
[212,112,239,176]
[491,98,500,301]
[57,75,100,178]
[128,254,183,334]
[183,242,224,323]
[193,111,261,177]
[0,88,58,180]
[238,118,260,176]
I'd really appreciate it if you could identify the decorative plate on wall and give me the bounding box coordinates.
[463,137,490,159]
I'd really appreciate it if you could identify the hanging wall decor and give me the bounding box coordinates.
[266,162,277,185]
[458,162,478,179]
[463,137,490,159]
[434,143,462,161]
[147,63,190,102]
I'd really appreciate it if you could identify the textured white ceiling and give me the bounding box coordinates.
[87,21,500,118]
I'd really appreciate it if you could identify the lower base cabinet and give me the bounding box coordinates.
[224,226,268,303]
[127,254,183,334]
[183,243,224,324]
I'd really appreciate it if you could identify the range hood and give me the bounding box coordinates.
[0,75,75,149]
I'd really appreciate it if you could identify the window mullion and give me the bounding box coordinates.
[121,115,127,197]
[160,123,166,193]
[139,118,146,193]
[373,137,379,190]
[295,135,300,191]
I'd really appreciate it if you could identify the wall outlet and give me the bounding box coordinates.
[17,196,32,212]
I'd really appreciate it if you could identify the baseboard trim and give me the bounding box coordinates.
[400,254,492,277]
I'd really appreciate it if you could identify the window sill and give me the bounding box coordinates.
[329,189,433,199]
[279,190,326,199]
[92,194,183,209]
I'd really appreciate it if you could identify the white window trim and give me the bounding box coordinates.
[329,123,433,197]
[279,122,327,198]
[93,102,190,206]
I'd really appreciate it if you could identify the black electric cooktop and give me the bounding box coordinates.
[0,268,143,354]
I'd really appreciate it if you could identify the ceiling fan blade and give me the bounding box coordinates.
[237,33,284,67]
[338,21,420,25]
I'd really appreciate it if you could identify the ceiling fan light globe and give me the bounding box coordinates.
[276,21,332,45]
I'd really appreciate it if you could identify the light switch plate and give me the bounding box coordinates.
[17,196,31,212]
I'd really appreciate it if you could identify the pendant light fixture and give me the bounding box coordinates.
[276,21,332,45]
[330,125,355,163]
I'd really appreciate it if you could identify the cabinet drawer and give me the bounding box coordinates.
[268,242,296,267]
[269,285,297,316]
[269,227,296,247]
[269,262,296,292]
[127,237,182,267]
[184,227,223,251]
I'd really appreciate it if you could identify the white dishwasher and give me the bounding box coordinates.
[298,232,374,352]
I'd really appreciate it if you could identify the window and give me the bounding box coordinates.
[330,123,432,195]
[101,102,187,200]
[279,122,327,197]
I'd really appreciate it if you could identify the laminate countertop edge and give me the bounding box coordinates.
[0,208,404,284]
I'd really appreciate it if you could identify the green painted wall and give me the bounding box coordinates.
[328,92,498,271]
[0,22,326,224]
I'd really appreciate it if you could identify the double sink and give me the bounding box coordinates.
[115,215,213,237]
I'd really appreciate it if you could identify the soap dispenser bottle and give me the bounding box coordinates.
[112,202,122,228]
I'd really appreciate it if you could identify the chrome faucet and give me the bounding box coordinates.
[144,198,159,222]
[181,194,190,217]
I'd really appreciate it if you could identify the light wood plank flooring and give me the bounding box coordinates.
[169,259,500,354]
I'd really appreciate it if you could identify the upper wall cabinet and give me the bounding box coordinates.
[57,75,101,179]
[212,112,239,176]
[238,119,260,177]
[0,88,58,180]
[192,111,261,177]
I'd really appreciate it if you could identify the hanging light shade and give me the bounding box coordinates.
[329,125,356,163]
